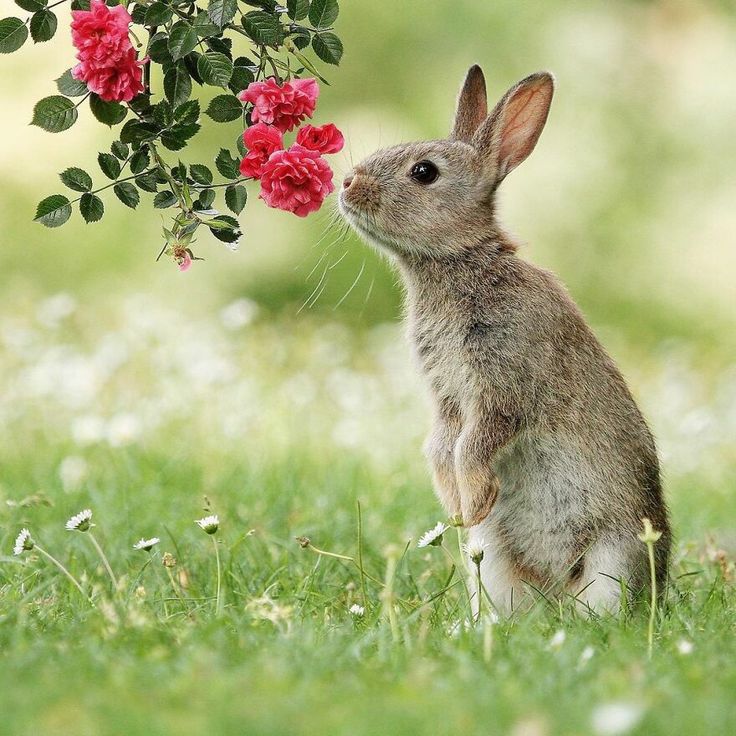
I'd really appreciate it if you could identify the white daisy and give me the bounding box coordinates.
[13,528,34,556]
[591,702,644,736]
[65,508,93,532]
[676,639,694,655]
[133,537,160,552]
[195,514,219,534]
[349,604,365,617]
[464,540,487,565]
[417,521,448,548]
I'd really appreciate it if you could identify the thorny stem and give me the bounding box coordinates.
[88,531,118,589]
[34,544,86,597]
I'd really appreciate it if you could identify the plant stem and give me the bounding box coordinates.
[87,532,118,589]
[35,544,86,597]
[212,535,222,616]
[356,500,368,609]
[381,552,399,643]
[475,559,483,624]
[646,539,657,660]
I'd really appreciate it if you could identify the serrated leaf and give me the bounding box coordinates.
[55,69,87,97]
[79,193,103,223]
[114,182,140,209]
[30,9,56,42]
[207,0,237,28]
[241,10,282,46]
[197,52,233,88]
[174,99,200,125]
[208,214,241,244]
[119,119,159,145]
[153,100,174,128]
[164,65,192,107]
[215,148,240,179]
[154,190,177,208]
[190,164,213,185]
[144,1,172,26]
[168,21,198,62]
[308,0,338,28]
[15,0,46,12]
[161,123,201,151]
[89,93,127,126]
[59,167,92,192]
[193,10,219,37]
[312,32,342,65]
[290,26,311,50]
[148,33,172,64]
[287,0,309,21]
[34,194,71,227]
[98,152,121,179]
[135,172,159,192]
[229,57,255,93]
[225,184,247,214]
[111,140,129,159]
[31,95,77,132]
[205,95,242,123]
[0,17,28,53]
[129,148,150,175]
[196,189,216,209]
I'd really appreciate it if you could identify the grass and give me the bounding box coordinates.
[0,295,734,736]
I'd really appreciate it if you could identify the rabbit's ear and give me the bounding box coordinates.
[450,65,488,143]
[472,72,554,183]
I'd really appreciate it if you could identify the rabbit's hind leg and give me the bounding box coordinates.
[570,538,630,615]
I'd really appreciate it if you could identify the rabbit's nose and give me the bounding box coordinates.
[342,173,354,189]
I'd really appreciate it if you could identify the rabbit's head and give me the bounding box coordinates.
[339,66,554,259]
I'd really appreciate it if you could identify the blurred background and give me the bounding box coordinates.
[1,0,734,538]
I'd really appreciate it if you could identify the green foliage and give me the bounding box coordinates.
[154,190,177,208]
[59,167,92,192]
[33,194,71,227]
[190,164,214,185]
[312,32,343,65]
[215,148,240,179]
[241,10,283,46]
[207,0,237,28]
[168,21,198,62]
[31,95,77,132]
[205,94,242,123]
[287,0,310,21]
[197,52,234,88]
[0,17,28,53]
[89,94,127,126]
[309,0,339,28]
[98,152,121,180]
[164,65,192,107]
[225,183,247,214]
[113,182,140,209]
[55,69,88,97]
[29,9,56,43]
[79,192,104,222]
[144,2,173,26]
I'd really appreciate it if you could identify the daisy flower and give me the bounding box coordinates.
[349,603,365,617]
[13,528,34,556]
[195,514,219,535]
[464,540,487,565]
[133,537,160,551]
[65,508,93,532]
[417,521,448,548]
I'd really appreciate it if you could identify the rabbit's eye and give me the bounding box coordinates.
[410,161,439,185]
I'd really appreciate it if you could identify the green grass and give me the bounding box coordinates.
[1,299,734,736]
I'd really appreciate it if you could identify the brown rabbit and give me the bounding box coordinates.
[339,65,670,614]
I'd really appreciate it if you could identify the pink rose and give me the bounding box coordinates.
[70,0,144,103]
[238,77,319,132]
[239,123,284,179]
[259,144,335,217]
[295,123,344,154]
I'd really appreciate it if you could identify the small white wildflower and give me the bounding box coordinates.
[591,702,644,736]
[549,629,566,650]
[133,537,160,552]
[464,540,487,565]
[349,604,365,617]
[13,528,34,556]
[579,645,595,665]
[417,521,448,548]
[676,639,694,655]
[65,508,93,532]
[195,515,219,534]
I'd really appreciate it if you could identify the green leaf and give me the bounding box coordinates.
[190,164,213,185]
[225,184,247,214]
[193,10,219,38]
[164,65,192,107]
[168,21,198,62]
[312,32,342,65]
[197,52,233,88]
[34,194,71,228]
[129,148,150,175]
[153,100,174,128]
[79,193,104,223]
[119,120,159,146]
[175,100,200,125]
[15,0,46,12]
[59,167,92,192]
[144,2,172,26]
[229,57,255,93]
[98,152,121,180]
[111,140,129,159]
[308,0,338,28]
[161,123,201,150]
[134,172,159,192]
[55,69,87,97]
[29,9,56,42]
[196,189,215,210]
[114,182,140,209]
[31,95,77,133]
[148,33,172,65]
[89,94,127,126]
[290,26,311,50]
[205,94,242,123]
[215,148,240,179]
[207,0,237,28]
[241,10,282,46]
[0,17,28,53]
[208,214,241,244]
[154,190,177,208]
[287,0,309,21]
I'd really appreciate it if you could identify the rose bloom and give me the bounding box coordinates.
[239,123,284,179]
[295,124,344,154]
[238,77,319,132]
[259,144,335,217]
[75,47,145,102]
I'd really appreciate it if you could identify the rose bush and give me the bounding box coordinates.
[0,0,345,270]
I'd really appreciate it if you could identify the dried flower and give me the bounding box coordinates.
[464,540,486,565]
[133,537,160,551]
[162,552,177,568]
[417,521,448,548]
[13,528,34,556]
[65,508,93,532]
[195,515,219,534]
[637,517,662,544]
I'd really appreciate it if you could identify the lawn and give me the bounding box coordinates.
[1,294,734,736]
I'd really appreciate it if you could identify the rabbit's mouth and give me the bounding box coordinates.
[339,197,395,251]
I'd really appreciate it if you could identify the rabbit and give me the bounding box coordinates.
[338,65,671,615]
